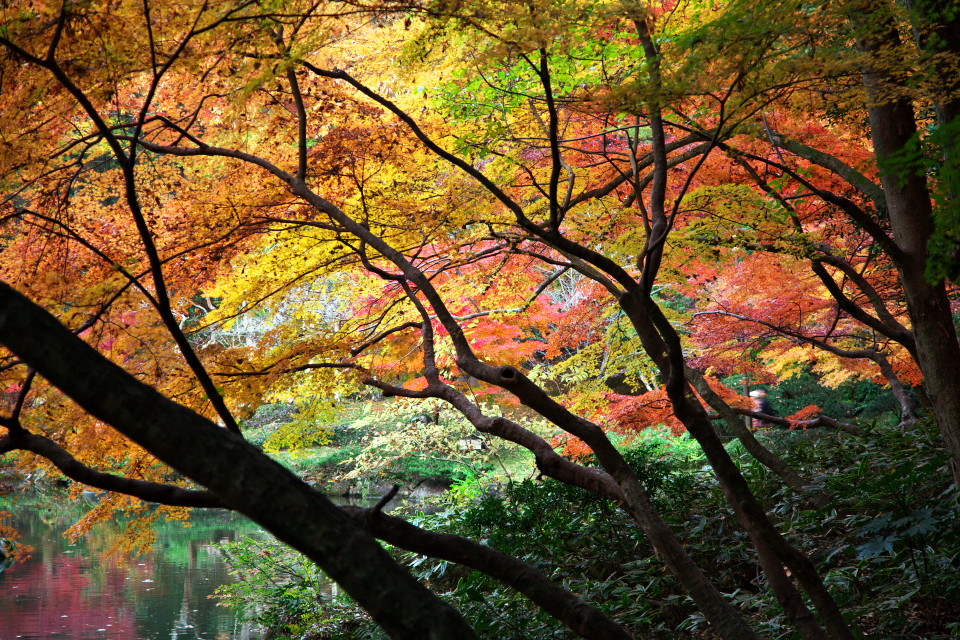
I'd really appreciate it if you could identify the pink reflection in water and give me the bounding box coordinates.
[0,554,138,639]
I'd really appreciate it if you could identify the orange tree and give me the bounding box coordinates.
[2,1,958,638]
[677,124,924,421]
[664,0,960,470]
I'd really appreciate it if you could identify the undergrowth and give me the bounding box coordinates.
[216,419,960,640]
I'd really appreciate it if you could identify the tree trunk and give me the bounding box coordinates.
[855,0,960,485]
[618,294,854,639]
[0,281,478,640]
[686,367,818,498]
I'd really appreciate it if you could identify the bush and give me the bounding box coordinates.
[727,419,960,638]
[384,455,483,487]
[769,373,903,421]
[397,439,713,640]
[270,445,364,483]
[216,536,377,640]
[217,420,960,640]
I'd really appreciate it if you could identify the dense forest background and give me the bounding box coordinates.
[1,1,959,638]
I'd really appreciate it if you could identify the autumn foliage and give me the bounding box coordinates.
[2,1,960,639]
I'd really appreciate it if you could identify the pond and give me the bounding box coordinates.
[0,491,265,640]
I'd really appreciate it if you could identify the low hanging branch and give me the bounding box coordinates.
[684,367,815,497]
[0,411,632,640]
[0,279,476,640]
[0,281,636,640]
[727,408,864,436]
[342,505,634,640]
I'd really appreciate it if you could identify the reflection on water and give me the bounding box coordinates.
[0,492,264,640]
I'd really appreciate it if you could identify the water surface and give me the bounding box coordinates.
[0,491,263,640]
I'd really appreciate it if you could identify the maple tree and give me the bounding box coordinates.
[676,0,960,478]
[1,1,958,639]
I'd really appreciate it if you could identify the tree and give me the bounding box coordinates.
[1,1,957,638]
[667,0,960,481]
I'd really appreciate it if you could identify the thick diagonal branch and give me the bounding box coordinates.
[0,280,476,640]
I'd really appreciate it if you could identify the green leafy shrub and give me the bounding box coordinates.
[385,455,484,487]
[395,440,713,640]
[216,536,377,640]
[270,445,364,482]
[727,419,960,638]
[217,420,960,640]
[768,372,903,421]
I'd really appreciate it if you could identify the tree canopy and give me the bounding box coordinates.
[1,1,959,638]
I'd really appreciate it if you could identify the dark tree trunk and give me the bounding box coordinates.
[855,0,960,485]
[0,281,478,640]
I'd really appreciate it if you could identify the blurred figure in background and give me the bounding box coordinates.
[749,389,777,427]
